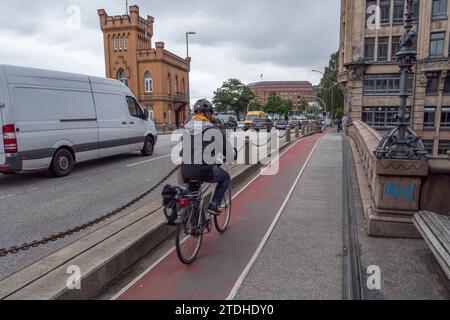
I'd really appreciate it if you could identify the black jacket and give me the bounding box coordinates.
[181,118,233,183]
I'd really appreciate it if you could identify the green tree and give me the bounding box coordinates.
[306,103,319,116]
[279,99,293,119]
[248,101,263,112]
[317,51,344,119]
[299,97,309,112]
[212,79,254,121]
[263,91,279,115]
[262,92,293,119]
[334,107,344,119]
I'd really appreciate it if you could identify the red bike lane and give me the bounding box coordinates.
[115,133,324,300]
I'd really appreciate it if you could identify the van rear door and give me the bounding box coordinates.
[0,83,5,165]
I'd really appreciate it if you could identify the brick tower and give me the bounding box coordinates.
[98,5,191,128]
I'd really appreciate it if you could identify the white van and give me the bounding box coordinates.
[0,65,157,177]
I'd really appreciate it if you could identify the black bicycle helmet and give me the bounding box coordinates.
[193,99,214,114]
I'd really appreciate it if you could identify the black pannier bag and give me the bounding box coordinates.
[162,184,179,226]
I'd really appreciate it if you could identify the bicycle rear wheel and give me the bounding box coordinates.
[176,209,203,265]
[215,187,232,233]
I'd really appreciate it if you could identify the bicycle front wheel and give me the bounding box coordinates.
[176,217,203,265]
[215,187,232,233]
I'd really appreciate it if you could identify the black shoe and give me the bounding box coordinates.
[207,204,222,216]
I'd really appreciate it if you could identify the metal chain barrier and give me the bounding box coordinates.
[0,165,181,258]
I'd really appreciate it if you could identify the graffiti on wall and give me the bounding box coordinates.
[384,179,416,202]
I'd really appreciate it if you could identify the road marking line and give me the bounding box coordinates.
[226,137,322,300]
[126,155,172,168]
[112,135,317,300]
[0,194,12,200]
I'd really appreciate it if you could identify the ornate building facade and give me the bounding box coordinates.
[338,0,450,157]
[248,81,316,109]
[98,5,190,128]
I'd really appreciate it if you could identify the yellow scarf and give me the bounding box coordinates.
[192,115,210,122]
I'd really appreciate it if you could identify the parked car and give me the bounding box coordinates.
[214,114,238,131]
[289,120,302,129]
[0,65,157,177]
[245,111,267,130]
[274,120,289,130]
[251,118,273,132]
[236,121,246,130]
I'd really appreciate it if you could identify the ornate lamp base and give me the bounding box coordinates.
[374,126,428,160]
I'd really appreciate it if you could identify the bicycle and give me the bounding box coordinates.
[169,170,232,265]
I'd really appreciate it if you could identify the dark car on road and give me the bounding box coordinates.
[274,120,289,130]
[251,118,273,132]
[289,120,301,129]
[214,114,238,131]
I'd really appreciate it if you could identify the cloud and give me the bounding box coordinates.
[0,0,339,102]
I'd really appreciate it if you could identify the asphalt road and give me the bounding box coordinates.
[0,134,181,280]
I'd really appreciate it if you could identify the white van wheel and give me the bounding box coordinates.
[141,136,154,157]
[50,149,75,177]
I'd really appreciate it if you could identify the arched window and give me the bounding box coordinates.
[167,73,172,94]
[118,35,123,50]
[175,76,179,92]
[181,78,186,93]
[123,34,128,50]
[113,35,118,51]
[144,72,153,93]
[118,69,128,86]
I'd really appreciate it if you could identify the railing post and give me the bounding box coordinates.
[245,138,250,165]
[177,168,183,185]
[286,128,291,142]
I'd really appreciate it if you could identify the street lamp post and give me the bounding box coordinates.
[247,98,259,113]
[374,0,427,159]
[186,31,196,58]
[312,69,338,120]
[315,96,329,125]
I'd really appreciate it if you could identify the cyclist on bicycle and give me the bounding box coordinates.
[181,99,234,216]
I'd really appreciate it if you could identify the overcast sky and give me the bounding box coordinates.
[0,0,340,103]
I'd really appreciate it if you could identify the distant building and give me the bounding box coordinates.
[247,81,317,110]
[98,5,190,128]
[338,0,450,157]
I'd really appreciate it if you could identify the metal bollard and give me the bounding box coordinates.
[295,126,300,139]
[286,128,291,142]
[176,167,183,185]
[245,138,250,165]
[301,125,306,136]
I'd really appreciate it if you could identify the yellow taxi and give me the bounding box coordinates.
[244,111,267,130]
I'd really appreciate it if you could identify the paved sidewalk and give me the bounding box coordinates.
[235,134,344,300]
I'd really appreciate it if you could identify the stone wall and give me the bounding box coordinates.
[420,158,450,215]
[347,120,450,238]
